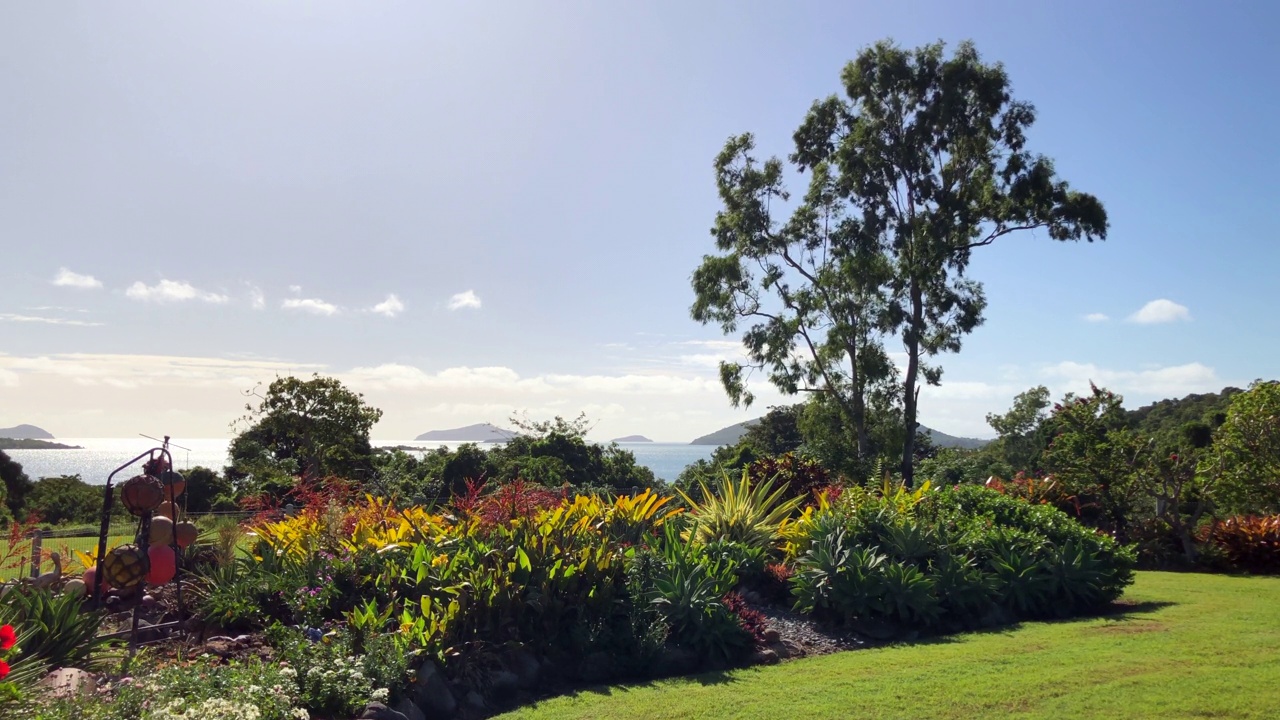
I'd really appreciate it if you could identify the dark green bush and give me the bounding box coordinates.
[792,485,1135,635]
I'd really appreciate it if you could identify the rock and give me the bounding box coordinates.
[742,590,764,604]
[774,639,803,659]
[578,651,615,683]
[360,702,410,720]
[503,647,541,690]
[395,698,427,720]
[653,647,699,678]
[749,648,780,665]
[486,670,520,698]
[38,668,97,700]
[203,637,237,657]
[232,634,253,644]
[410,662,457,719]
[762,628,781,644]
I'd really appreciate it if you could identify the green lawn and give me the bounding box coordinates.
[499,572,1280,720]
[0,534,133,581]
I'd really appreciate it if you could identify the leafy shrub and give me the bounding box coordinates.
[648,528,750,661]
[746,453,831,501]
[1204,515,1280,573]
[678,469,804,551]
[721,591,769,646]
[0,587,113,670]
[791,484,1135,634]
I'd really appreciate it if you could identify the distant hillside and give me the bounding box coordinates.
[1126,386,1243,444]
[923,427,989,450]
[690,420,758,446]
[0,424,54,440]
[0,438,81,450]
[415,423,519,442]
[690,418,989,449]
[611,435,653,443]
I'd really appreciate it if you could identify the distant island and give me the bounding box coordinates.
[415,423,520,442]
[689,417,989,449]
[0,438,83,450]
[0,424,55,440]
[611,435,653,443]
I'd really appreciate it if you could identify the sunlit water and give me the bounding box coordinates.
[5,438,717,484]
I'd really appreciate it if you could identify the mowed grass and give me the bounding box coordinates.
[499,572,1280,720]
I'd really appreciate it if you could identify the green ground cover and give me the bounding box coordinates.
[499,572,1280,720]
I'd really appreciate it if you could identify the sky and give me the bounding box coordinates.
[2,1,1278,442]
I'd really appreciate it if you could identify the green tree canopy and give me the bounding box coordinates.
[1208,380,1280,514]
[227,374,384,493]
[1,449,32,518]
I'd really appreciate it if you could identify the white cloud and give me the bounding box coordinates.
[126,279,229,304]
[52,268,103,289]
[248,286,266,310]
[0,313,103,327]
[281,297,339,316]
[288,285,302,294]
[1084,313,1109,322]
[447,290,482,311]
[371,294,405,318]
[1128,299,1190,324]
[1042,360,1222,398]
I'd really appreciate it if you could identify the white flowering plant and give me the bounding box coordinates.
[267,624,386,718]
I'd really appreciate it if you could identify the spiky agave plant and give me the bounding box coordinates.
[677,469,805,551]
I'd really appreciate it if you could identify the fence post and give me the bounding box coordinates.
[28,529,44,578]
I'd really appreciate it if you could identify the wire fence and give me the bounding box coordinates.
[0,511,257,582]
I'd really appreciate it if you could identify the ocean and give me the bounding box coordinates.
[4,438,717,485]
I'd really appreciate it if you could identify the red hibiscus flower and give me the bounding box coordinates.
[0,624,14,651]
[0,659,9,680]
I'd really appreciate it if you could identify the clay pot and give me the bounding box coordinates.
[174,522,199,549]
[62,578,87,598]
[160,470,187,499]
[156,501,179,522]
[149,515,175,546]
[83,567,109,592]
[146,545,176,585]
[121,475,165,516]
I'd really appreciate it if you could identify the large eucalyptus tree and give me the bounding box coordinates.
[693,40,1108,483]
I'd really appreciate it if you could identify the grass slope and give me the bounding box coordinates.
[499,572,1280,720]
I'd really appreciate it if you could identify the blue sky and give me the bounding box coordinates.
[2,1,1277,441]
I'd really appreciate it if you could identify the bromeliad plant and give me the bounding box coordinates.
[678,469,805,551]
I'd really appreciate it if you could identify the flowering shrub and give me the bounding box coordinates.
[35,656,307,720]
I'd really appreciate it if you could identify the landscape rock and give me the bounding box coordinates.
[37,668,97,700]
[762,628,781,643]
[578,651,616,683]
[503,647,541,689]
[653,647,699,677]
[395,697,427,720]
[486,670,521,698]
[410,662,457,718]
[749,648,780,665]
[359,702,409,720]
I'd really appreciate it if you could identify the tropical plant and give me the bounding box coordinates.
[678,469,805,550]
[1204,515,1280,574]
[0,587,113,670]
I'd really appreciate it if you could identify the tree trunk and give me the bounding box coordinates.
[900,279,924,487]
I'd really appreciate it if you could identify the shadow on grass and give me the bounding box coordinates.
[873,598,1179,650]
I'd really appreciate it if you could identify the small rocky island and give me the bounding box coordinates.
[611,435,653,443]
